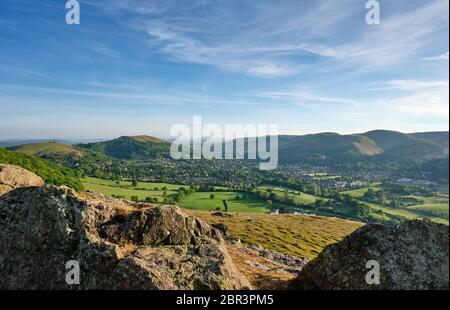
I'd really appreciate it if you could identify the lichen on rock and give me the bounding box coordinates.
[0,186,250,290]
[291,220,449,290]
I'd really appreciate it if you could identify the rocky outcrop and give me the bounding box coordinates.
[291,220,449,290]
[0,186,250,290]
[1,165,447,290]
[0,164,44,196]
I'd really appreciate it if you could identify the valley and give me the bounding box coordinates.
[1,129,448,229]
[82,176,364,259]
[1,0,449,293]
[81,176,449,225]
[78,174,450,259]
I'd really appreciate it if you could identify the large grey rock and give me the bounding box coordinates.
[292,220,449,290]
[0,186,250,290]
[0,164,44,196]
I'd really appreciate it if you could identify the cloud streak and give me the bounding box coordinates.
[106,0,363,77]
[118,0,449,75]
[422,52,449,61]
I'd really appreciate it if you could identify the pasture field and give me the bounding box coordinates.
[342,184,449,224]
[342,184,382,198]
[411,195,449,204]
[287,191,320,205]
[407,203,449,216]
[83,177,182,190]
[81,177,449,224]
[179,192,271,213]
[82,177,178,202]
[259,186,321,205]
[10,142,82,156]
[82,177,271,213]
[366,202,448,225]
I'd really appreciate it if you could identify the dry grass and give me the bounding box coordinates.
[185,210,363,260]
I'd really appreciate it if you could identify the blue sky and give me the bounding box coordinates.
[0,0,448,140]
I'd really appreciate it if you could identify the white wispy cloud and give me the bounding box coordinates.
[86,43,121,59]
[252,76,449,117]
[382,79,449,117]
[134,21,300,77]
[0,83,261,108]
[365,80,450,91]
[0,65,52,79]
[298,0,449,70]
[82,0,448,76]
[389,80,449,90]
[254,90,362,107]
[422,52,449,61]
[380,90,449,116]
[93,0,363,77]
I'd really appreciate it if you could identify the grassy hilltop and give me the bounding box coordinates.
[9,142,83,157]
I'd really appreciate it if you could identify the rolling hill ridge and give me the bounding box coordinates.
[78,135,170,160]
[7,130,448,166]
[278,130,448,164]
[9,142,83,157]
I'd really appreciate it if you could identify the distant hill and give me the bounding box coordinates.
[0,147,83,191]
[277,133,383,164]
[123,135,167,144]
[410,131,449,147]
[78,135,170,160]
[278,130,448,164]
[0,139,73,148]
[9,142,83,157]
[10,131,448,169]
[364,130,417,151]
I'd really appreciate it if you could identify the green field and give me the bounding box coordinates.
[179,192,270,213]
[411,194,449,204]
[407,203,449,216]
[82,177,271,213]
[259,186,321,205]
[342,185,449,224]
[342,184,382,198]
[82,177,179,202]
[81,177,449,223]
[365,202,448,225]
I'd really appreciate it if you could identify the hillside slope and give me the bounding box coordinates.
[0,147,83,191]
[79,135,170,160]
[14,131,448,174]
[411,131,449,147]
[0,139,73,148]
